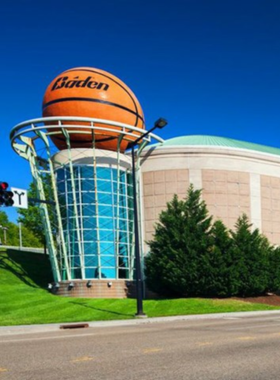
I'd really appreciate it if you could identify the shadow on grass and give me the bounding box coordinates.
[69,301,135,318]
[0,249,53,289]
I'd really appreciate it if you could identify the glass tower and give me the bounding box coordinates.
[10,117,164,295]
[56,163,134,280]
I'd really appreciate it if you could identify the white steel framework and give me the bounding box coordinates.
[10,117,164,282]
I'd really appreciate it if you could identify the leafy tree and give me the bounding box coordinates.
[17,181,45,244]
[230,214,270,297]
[17,177,55,246]
[145,185,213,297]
[0,210,42,247]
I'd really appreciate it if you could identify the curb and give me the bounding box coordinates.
[1,310,280,336]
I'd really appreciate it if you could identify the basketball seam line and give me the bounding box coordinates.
[62,68,140,127]
[43,97,144,123]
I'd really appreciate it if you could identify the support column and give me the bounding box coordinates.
[250,173,262,230]
[189,169,202,190]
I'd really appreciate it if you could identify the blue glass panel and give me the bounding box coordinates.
[81,180,95,191]
[112,170,126,183]
[70,241,80,254]
[119,218,127,230]
[73,166,79,176]
[99,204,113,217]
[70,255,81,267]
[114,206,127,218]
[57,179,65,190]
[85,267,98,279]
[112,169,118,182]
[84,255,98,267]
[99,217,114,230]
[56,168,65,181]
[112,182,118,193]
[66,192,74,204]
[97,180,112,192]
[82,204,96,216]
[66,206,76,217]
[99,230,114,241]
[97,167,112,180]
[127,172,133,184]
[120,171,126,183]
[98,192,112,205]
[81,166,94,178]
[83,217,97,229]
[83,229,96,241]
[119,244,129,257]
[83,241,98,254]
[119,232,128,243]
[101,268,115,278]
[113,193,127,205]
[82,192,95,204]
[58,194,66,206]
[127,184,133,198]
[101,256,115,267]
[99,242,115,255]
[65,168,71,179]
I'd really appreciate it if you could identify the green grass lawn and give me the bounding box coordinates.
[0,248,279,326]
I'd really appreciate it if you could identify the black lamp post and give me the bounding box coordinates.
[128,118,168,317]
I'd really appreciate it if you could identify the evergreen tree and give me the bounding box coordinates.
[204,220,233,297]
[145,185,213,297]
[268,246,280,292]
[230,214,269,296]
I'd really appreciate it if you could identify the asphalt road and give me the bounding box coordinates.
[1,314,280,380]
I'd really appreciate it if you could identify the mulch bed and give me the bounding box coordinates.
[234,294,280,306]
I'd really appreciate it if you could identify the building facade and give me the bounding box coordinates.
[140,135,280,249]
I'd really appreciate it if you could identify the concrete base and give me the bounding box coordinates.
[51,280,130,298]
[50,280,159,299]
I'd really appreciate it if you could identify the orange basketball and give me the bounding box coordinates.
[42,67,145,151]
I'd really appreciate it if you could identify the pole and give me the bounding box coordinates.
[19,222,22,250]
[128,118,167,317]
[131,144,146,317]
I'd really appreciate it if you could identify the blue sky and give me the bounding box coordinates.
[1,0,280,222]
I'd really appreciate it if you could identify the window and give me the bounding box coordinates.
[56,165,134,280]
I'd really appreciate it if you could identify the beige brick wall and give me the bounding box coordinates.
[261,175,280,245]
[142,169,189,244]
[142,167,280,249]
[202,170,251,230]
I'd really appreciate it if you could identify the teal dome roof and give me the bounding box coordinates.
[156,135,280,157]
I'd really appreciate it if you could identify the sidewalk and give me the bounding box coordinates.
[1,310,280,336]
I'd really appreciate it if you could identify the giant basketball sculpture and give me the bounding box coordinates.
[11,67,163,298]
[42,67,145,151]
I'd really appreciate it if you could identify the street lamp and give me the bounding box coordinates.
[128,118,168,317]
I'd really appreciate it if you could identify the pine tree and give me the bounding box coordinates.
[145,185,213,297]
[204,220,233,297]
[230,214,269,297]
[268,246,280,292]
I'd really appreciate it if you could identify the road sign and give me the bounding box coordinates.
[11,187,28,209]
